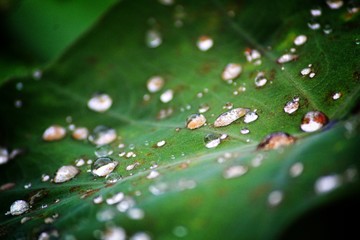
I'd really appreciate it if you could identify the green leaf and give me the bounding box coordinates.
[1,0,360,239]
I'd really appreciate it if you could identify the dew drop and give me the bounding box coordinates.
[300,67,312,76]
[332,92,342,100]
[323,24,333,34]
[105,172,122,183]
[173,226,188,238]
[277,53,298,64]
[102,227,126,240]
[240,127,250,135]
[158,0,174,6]
[87,93,112,113]
[244,48,261,63]
[223,102,233,110]
[16,82,23,91]
[223,165,248,179]
[221,63,242,81]
[267,190,283,207]
[284,97,300,114]
[130,232,151,240]
[75,158,85,167]
[244,111,259,124]
[72,127,89,140]
[204,133,221,149]
[147,170,160,179]
[315,174,341,194]
[127,208,145,220]
[214,108,249,127]
[93,195,103,204]
[88,126,117,146]
[21,216,31,224]
[0,147,9,165]
[41,174,50,182]
[92,157,118,177]
[9,200,29,215]
[54,165,79,183]
[308,19,321,30]
[95,145,113,157]
[347,1,360,14]
[197,35,214,51]
[14,100,22,108]
[257,132,296,150]
[149,182,168,195]
[310,6,322,17]
[156,140,166,147]
[289,162,304,178]
[186,113,206,129]
[294,35,307,46]
[326,0,343,9]
[32,69,42,80]
[198,103,210,113]
[300,111,328,132]
[106,192,124,205]
[146,29,162,48]
[147,76,165,93]
[160,89,174,103]
[42,125,66,141]
[117,196,136,212]
[254,72,267,87]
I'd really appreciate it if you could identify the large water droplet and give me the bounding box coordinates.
[197,35,214,51]
[221,63,242,81]
[87,93,112,113]
[254,72,267,87]
[284,97,300,114]
[294,35,307,46]
[300,111,328,132]
[54,165,79,183]
[204,133,221,148]
[147,76,165,93]
[88,126,117,146]
[243,111,259,123]
[186,113,206,129]
[223,165,248,179]
[95,145,113,157]
[315,174,341,194]
[146,29,162,48]
[160,89,174,103]
[257,132,296,150]
[92,157,118,177]
[326,0,344,9]
[214,108,249,127]
[9,200,29,215]
[42,125,66,141]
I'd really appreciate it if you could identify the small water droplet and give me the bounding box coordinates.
[267,190,283,207]
[21,216,31,224]
[95,145,113,157]
[204,133,221,148]
[355,38,360,45]
[32,69,42,80]
[254,72,267,87]
[294,35,308,46]
[223,102,234,110]
[54,165,79,183]
[347,0,360,14]
[130,232,151,240]
[43,125,66,141]
[198,103,210,113]
[126,162,139,171]
[0,147,9,165]
[102,227,126,240]
[157,107,174,119]
[186,113,206,130]
[326,0,344,9]
[197,35,214,51]
[300,111,329,132]
[307,19,321,30]
[156,140,166,147]
[116,196,136,212]
[243,111,259,123]
[309,72,316,79]
[173,226,188,238]
[16,82,23,91]
[105,172,122,183]
[323,24,333,34]
[251,154,264,167]
[87,93,112,112]
[300,67,312,76]
[147,170,160,179]
[332,92,342,100]
[23,182,32,189]
[240,127,250,135]
[146,29,162,48]
[127,208,145,220]
[72,127,89,140]
[244,48,261,63]
[93,195,103,204]
[92,157,118,177]
[223,165,248,179]
[221,63,242,81]
[315,174,342,194]
[310,6,322,17]
[147,76,165,93]
[284,97,300,114]
[158,0,174,6]
[41,174,50,182]
[9,200,29,215]
[88,126,117,146]
[257,132,296,150]
[75,158,85,167]
[277,53,298,64]
[214,108,249,127]
[289,162,304,177]
[160,89,174,103]
[106,192,124,205]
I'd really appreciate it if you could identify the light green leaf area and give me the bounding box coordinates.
[0,0,359,239]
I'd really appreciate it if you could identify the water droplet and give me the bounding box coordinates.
[92,157,118,177]
[310,6,322,17]
[41,174,50,182]
[37,229,59,240]
[157,107,173,119]
[223,165,248,179]
[21,216,31,224]
[347,1,360,14]
[315,174,341,194]
[146,29,162,48]
[204,133,221,148]
[105,172,122,183]
[72,127,89,140]
[147,76,165,93]
[323,24,333,34]
[186,113,206,130]
[117,196,135,212]
[149,182,168,195]
[198,103,210,113]
[130,232,151,240]
[197,35,214,51]
[277,53,298,64]
[267,190,283,207]
[300,111,329,132]
[32,69,42,80]
[93,195,103,204]
[240,127,250,135]
[54,165,79,183]
[160,89,174,103]
[177,179,197,190]
[88,126,117,146]
[251,154,264,167]
[307,19,321,30]
[9,200,29,215]
[106,192,124,205]
[16,82,23,91]
[294,35,307,46]
[95,145,113,157]
[42,125,66,141]
[156,140,166,148]
[223,102,234,110]
[244,111,259,123]
[332,92,342,100]
[214,108,249,127]
[326,0,343,9]
[147,170,160,179]
[75,158,85,167]
[300,67,312,76]
[102,227,126,240]
[126,162,139,171]
[14,99,22,108]
[87,93,112,113]
[173,226,188,238]
[0,147,9,165]
[244,48,261,63]
[284,97,300,114]
[221,63,242,81]
[254,72,267,87]
[127,208,145,220]
[0,182,15,191]
[23,182,31,189]
[289,162,304,177]
[257,132,296,150]
[158,0,174,6]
